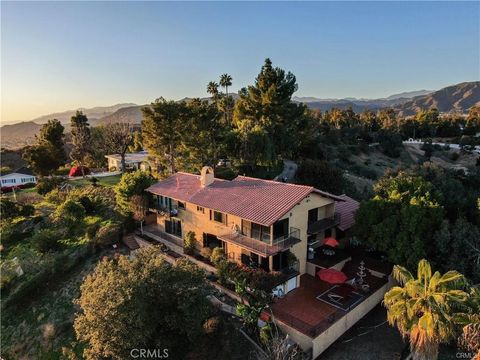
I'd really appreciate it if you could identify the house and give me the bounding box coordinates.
[105,151,151,171]
[0,167,37,190]
[144,166,391,358]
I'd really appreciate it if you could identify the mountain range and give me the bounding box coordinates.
[1,82,479,149]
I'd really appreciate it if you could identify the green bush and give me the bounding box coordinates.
[200,247,212,260]
[94,222,122,248]
[53,199,86,226]
[184,231,197,255]
[44,188,67,205]
[36,177,64,195]
[349,163,378,180]
[450,152,460,161]
[114,171,155,214]
[210,247,226,266]
[31,228,62,253]
[0,199,35,219]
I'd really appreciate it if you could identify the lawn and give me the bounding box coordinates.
[68,174,122,188]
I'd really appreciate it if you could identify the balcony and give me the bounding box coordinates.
[218,227,301,257]
[307,212,341,234]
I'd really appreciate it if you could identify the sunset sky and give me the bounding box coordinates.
[1,1,479,124]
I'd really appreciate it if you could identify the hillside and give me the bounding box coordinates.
[1,104,137,149]
[96,105,145,125]
[30,103,137,125]
[0,121,42,149]
[395,81,480,116]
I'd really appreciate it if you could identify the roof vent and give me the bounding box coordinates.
[200,166,214,187]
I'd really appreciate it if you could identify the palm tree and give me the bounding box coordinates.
[455,287,480,360]
[219,73,232,96]
[207,81,219,101]
[383,259,469,360]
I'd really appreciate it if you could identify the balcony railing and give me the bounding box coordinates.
[307,212,341,234]
[218,226,301,257]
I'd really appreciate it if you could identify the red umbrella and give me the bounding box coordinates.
[317,268,347,284]
[323,237,339,247]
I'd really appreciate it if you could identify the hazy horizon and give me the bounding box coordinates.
[2,1,479,124]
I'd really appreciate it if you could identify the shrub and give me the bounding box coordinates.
[78,196,94,214]
[19,204,35,217]
[94,222,122,248]
[114,171,156,214]
[210,247,226,266]
[450,152,460,161]
[200,247,212,260]
[89,177,99,186]
[36,177,64,195]
[184,231,197,255]
[44,188,67,205]
[0,199,16,218]
[377,130,403,158]
[349,163,378,180]
[53,200,86,226]
[31,228,62,253]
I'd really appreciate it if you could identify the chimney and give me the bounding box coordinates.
[200,166,214,187]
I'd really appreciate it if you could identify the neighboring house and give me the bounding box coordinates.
[144,166,392,358]
[0,167,37,190]
[105,151,151,171]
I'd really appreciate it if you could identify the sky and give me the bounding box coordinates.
[1,1,479,124]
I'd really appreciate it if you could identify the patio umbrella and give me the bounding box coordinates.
[323,237,339,247]
[317,268,347,284]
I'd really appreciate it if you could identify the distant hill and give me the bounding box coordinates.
[1,83,478,149]
[394,82,480,116]
[96,105,145,125]
[0,121,42,149]
[29,103,137,125]
[1,104,138,149]
[293,89,434,112]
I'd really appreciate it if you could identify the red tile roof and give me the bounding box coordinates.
[335,194,359,231]
[147,173,344,226]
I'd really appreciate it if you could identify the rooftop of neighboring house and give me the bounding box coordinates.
[335,194,360,232]
[0,166,35,178]
[105,151,149,163]
[147,170,345,227]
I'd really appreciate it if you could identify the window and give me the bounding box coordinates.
[251,223,271,243]
[178,201,186,210]
[196,206,205,213]
[273,219,289,240]
[212,211,225,224]
[308,208,319,224]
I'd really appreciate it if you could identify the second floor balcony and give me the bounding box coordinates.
[219,226,301,257]
[307,212,341,234]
